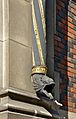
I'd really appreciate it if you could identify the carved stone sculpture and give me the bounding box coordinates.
[31,0,63,118]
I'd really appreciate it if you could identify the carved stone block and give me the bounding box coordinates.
[0,0,34,93]
[9,40,34,93]
[9,0,32,47]
[0,111,48,119]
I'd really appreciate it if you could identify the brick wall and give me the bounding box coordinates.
[54,0,76,113]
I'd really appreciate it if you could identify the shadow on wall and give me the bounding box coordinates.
[46,0,76,118]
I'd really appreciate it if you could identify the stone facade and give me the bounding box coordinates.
[0,0,76,119]
[0,0,53,119]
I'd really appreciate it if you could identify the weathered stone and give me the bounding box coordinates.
[9,0,32,47]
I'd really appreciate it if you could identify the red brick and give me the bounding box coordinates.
[54,40,58,46]
[68,32,75,39]
[73,55,76,59]
[68,107,76,113]
[72,108,76,113]
[62,19,67,24]
[68,92,73,97]
[64,56,67,60]
[62,29,67,35]
[68,107,73,112]
[58,42,64,48]
[67,57,72,62]
[71,88,76,93]
[61,69,67,75]
[68,77,72,81]
[55,46,61,52]
[72,5,76,11]
[58,22,66,29]
[68,71,74,77]
[64,36,72,41]
[57,0,65,7]
[74,16,76,20]
[67,36,72,41]
[67,62,74,68]
[67,97,72,102]
[68,17,72,22]
[70,49,76,55]
[54,35,61,41]
[73,84,76,88]
[61,60,67,65]
[68,101,74,107]
[73,94,76,98]
[58,63,64,68]
[68,27,76,36]
[56,5,62,11]
[68,43,73,47]
[64,35,68,40]
[68,67,76,74]
[56,1,76,113]
[64,96,68,100]
[62,101,68,106]
[68,22,74,29]
[71,8,76,15]
[73,45,76,49]
[60,83,66,90]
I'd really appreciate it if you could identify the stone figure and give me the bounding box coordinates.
[31,0,62,117]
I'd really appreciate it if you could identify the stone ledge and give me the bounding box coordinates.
[0,97,53,119]
[0,111,51,119]
[0,88,60,119]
